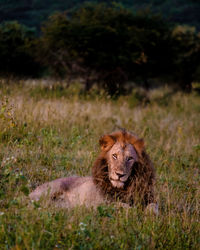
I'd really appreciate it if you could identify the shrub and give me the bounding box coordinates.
[0,21,40,76]
[39,4,172,94]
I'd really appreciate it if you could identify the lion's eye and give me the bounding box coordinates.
[112,154,117,160]
[127,156,134,161]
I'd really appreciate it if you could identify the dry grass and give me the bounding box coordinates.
[0,80,199,249]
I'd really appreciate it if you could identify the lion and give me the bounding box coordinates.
[29,130,158,213]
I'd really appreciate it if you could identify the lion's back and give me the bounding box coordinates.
[29,176,105,207]
[61,177,105,207]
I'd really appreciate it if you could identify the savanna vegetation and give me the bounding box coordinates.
[0,80,199,249]
[0,3,200,94]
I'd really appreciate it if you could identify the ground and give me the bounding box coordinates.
[0,80,199,249]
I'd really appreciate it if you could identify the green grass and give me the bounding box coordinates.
[0,80,199,249]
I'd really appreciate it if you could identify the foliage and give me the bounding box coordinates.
[0,4,200,93]
[171,25,200,92]
[39,4,173,94]
[0,80,199,249]
[0,21,41,76]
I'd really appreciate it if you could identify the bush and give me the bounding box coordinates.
[1,4,200,94]
[38,4,173,94]
[0,21,41,77]
[171,25,200,92]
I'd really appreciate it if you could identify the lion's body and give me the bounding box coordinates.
[29,130,157,211]
[29,176,105,207]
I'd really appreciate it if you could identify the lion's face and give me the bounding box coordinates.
[92,130,155,206]
[107,142,138,188]
[98,130,144,189]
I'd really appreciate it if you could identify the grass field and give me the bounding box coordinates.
[0,80,199,249]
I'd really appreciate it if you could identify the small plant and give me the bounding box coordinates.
[0,97,16,130]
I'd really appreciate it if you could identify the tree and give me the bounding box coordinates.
[39,4,172,94]
[171,25,200,92]
[0,21,40,76]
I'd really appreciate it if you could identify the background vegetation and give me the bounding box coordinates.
[0,3,200,94]
[0,81,199,249]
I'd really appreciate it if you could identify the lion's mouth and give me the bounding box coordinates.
[110,178,125,188]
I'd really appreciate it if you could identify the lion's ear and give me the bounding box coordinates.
[133,139,145,156]
[99,134,116,151]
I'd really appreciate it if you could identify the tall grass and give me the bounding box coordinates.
[0,80,199,249]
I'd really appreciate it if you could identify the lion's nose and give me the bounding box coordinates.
[116,172,126,178]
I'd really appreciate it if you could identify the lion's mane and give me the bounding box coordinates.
[92,130,155,207]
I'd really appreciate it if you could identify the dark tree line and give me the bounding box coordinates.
[0,3,200,94]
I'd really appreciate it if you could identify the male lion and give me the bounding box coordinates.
[29,130,157,213]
